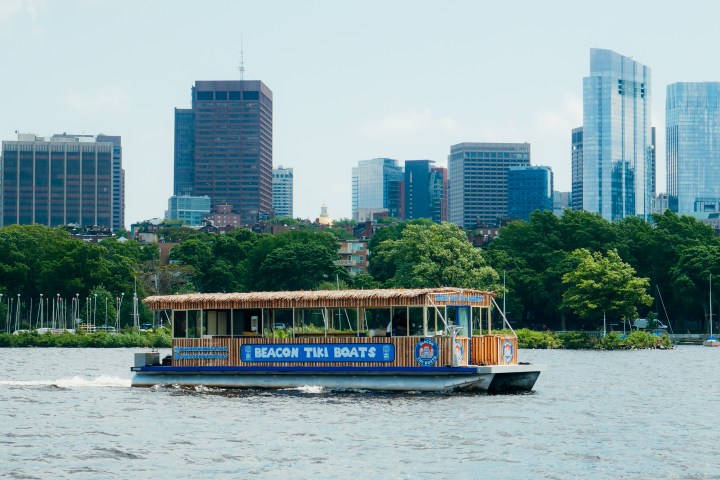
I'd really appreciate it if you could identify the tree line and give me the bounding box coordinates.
[0,209,717,333]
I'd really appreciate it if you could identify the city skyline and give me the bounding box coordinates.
[4,1,720,227]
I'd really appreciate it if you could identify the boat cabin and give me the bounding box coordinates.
[143,287,519,368]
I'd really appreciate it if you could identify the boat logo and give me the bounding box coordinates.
[454,341,463,363]
[415,338,439,366]
[501,340,514,363]
[382,344,392,360]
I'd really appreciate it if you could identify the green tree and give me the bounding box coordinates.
[561,249,652,327]
[371,222,499,289]
[367,218,434,284]
[256,242,344,291]
[244,230,341,290]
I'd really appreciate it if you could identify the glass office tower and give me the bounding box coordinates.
[583,49,653,221]
[507,166,553,221]
[351,158,403,220]
[667,82,720,215]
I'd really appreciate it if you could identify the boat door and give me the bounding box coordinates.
[448,306,471,336]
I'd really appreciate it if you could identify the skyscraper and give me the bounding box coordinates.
[507,166,553,221]
[448,142,531,229]
[667,82,720,215]
[173,80,273,225]
[403,160,433,220]
[429,166,448,223]
[571,127,583,211]
[582,48,653,221]
[272,166,294,218]
[351,158,403,221]
[173,108,194,197]
[1,133,123,229]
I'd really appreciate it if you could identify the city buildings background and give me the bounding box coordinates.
[3,2,720,226]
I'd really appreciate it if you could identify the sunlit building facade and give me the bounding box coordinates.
[272,166,293,218]
[351,158,403,221]
[582,48,653,221]
[666,82,720,215]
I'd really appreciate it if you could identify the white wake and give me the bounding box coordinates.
[0,375,131,388]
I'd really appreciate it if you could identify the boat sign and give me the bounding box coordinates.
[240,343,395,363]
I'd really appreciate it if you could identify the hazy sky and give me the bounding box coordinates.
[3,0,720,227]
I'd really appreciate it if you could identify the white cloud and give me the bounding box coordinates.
[361,107,464,138]
[65,86,131,114]
[0,0,46,22]
[534,92,582,137]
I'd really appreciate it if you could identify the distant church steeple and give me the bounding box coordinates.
[318,201,332,225]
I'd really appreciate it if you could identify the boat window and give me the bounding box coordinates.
[391,309,408,336]
[231,309,262,336]
[173,311,187,338]
[205,310,230,336]
[409,307,424,336]
[472,307,483,334]
[364,308,390,332]
[334,309,357,332]
[296,309,326,331]
[187,310,201,338]
[273,309,293,331]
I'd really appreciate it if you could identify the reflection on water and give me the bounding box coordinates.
[1,347,719,479]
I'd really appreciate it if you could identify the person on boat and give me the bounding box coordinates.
[391,311,408,336]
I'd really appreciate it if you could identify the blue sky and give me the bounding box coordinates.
[2,0,720,227]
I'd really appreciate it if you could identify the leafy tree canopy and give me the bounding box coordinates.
[561,249,652,323]
[372,222,499,290]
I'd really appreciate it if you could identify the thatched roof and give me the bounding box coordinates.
[143,287,494,310]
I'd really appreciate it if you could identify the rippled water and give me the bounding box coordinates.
[1,346,719,479]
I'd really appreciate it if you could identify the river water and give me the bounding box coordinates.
[1,346,718,479]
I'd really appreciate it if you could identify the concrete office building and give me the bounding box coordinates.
[173,80,273,225]
[1,133,124,230]
[448,142,531,229]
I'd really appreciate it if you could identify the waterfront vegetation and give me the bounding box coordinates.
[1,209,719,336]
[0,328,171,348]
[515,328,673,350]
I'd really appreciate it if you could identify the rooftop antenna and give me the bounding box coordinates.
[239,35,245,80]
